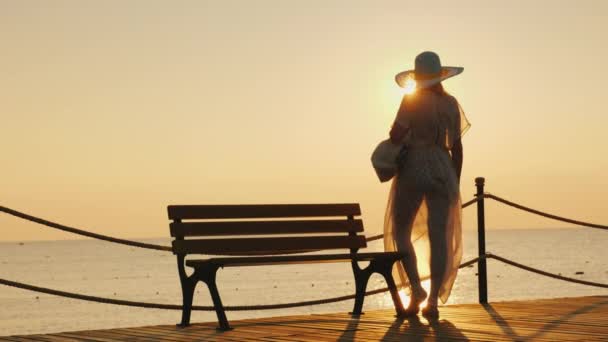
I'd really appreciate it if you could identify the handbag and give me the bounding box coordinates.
[371,139,407,182]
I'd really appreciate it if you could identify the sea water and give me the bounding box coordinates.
[1,228,606,336]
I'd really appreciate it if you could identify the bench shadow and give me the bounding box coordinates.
[336,316,361,341]
[483,298,608,341]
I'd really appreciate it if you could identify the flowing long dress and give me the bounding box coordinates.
[384,89,470,304]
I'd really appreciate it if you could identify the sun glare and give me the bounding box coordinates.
[401,78,417,95]
[397,279,431,309]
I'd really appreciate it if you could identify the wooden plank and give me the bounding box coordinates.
[185,251,403,267]
[125,327,223,341]
[9,337,80,342]
[170,219,364,237]
[28,335,88,342]
[51,333,118,342]
[103,327,190,342]
[167,203,361,220]
[172,235,367,255]
[85,328,182,341]
[9,296,608,342]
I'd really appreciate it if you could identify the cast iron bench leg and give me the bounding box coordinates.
[351,257,406,317]
[350,259,373,316]
[198,264,232,331]
[178,277,196,327]
[376,258,406,315]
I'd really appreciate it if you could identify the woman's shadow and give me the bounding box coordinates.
[379,316,469,341]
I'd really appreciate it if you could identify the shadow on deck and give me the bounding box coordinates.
[3,296,607,341]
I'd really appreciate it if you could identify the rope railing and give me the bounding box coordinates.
[0,257,482,312]
[0,205,388,250]
[2,193,603,253]
[0,206,172,252]
[1,253,605,312]
[0,198,480,251]
[461,197,478,209]
[485,253,608,289]
[483,193,608,231]
[2,183,607,312]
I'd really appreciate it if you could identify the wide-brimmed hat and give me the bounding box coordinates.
[395,51,463,89]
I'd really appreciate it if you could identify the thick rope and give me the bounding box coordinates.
[2,194,605,256]
[2,194,605,312]
[0,199,479,251]
[484,194,608,231]
[485,253,608,288]
[0,206,386,251]
[0,206,171,251]
[0,257,481,311]
[2,253,605,311]
[461,197,478,209]
[366,234,384,242]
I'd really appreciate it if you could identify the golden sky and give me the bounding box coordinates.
[1,1,607,241]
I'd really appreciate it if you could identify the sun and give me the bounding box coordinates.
[401,78,417,95]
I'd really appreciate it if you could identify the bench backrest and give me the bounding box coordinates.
[168,203,367,256]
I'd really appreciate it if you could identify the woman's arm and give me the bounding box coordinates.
[451,139,463,180]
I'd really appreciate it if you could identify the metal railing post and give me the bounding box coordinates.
[475,177,488,304]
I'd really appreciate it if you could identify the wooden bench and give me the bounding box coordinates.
[168,203,406,330]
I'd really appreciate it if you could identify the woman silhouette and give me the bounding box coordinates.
[384,51,470,319]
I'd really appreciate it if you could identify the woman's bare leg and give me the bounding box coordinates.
[393,185,425,298]
[424,190,450,317]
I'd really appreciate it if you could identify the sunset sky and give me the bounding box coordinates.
[2,0,607,241]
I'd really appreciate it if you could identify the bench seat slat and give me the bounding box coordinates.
[168,203,361,220]
[172,236,367,255]
[170,219,364,237]
[185,252,404,267]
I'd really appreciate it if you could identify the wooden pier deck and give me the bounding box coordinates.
[3,296,607,341]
